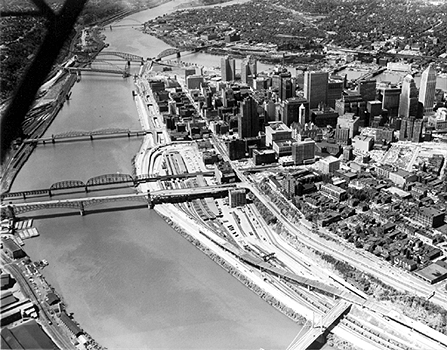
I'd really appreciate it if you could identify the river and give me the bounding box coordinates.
[11,1,333,349]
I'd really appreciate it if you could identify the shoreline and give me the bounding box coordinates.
[158,211,307,325]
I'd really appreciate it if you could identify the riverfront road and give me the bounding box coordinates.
[249,180,447,310]
[1,253,75,350]
[229,162,447,309]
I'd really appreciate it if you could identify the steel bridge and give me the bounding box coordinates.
[67,61,130,76]
[1,184,236,216]
[156,44,215,60]
[23,128,151,144]
[1,171,216,200]
[97,51,144,62]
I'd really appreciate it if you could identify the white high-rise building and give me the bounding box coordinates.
[221,55,235,82]
[418,63,437,115]
[298,104,306,126]
[398,74,418,118]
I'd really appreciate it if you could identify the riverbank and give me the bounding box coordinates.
[159,212,307,325]
[1,73,77,194]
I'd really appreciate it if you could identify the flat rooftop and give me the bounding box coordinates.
[415,263,447,283]
[266,122,291,131]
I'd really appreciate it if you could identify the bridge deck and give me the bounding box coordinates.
[289,300,352,350]
[1,184,237,214]
[22,129,164,144]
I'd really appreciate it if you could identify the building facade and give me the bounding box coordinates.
[292,140,315,165]
[221,55,236,82]
[418,63,437,115]
[398,74,419,118]
[238,96,259,138]
[304,71,328,109]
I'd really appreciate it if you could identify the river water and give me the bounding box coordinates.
[11,1,328,349]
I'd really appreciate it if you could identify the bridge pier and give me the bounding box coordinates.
[79,202,85,216]
[90,134,93,141]
[2,205,16,219]
[147,193,154,209]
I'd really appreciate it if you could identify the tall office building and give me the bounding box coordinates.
[241,55,257,85]
[327,80,344,108]
[281,97,307,126]
[292,140,315,165]
[304,71,328,109]
[221,55,236,82]
[238,96,259,138]
[358,80,377,102]
[281,78,295,101]
[298,104,306,126]
[418,63,437,115]
[379,85,401,117]
[398,74,418,118]
[412,119,423,143]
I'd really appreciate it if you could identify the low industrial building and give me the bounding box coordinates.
[415,263,447,284]
[320,183,348,201]
[2,239,26,260]
[1,319,57,350]
[59,312,83,337]
[253,149,276,165]
[415,207,445,228]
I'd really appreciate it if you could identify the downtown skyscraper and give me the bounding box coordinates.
[398,74,418,118]
[240,55,257,85]
[238,95,259,138]
[304,71,328,109]
[221,55,235,82]
[418,63,437,115]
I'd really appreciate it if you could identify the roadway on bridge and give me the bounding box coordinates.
[288,301,351,350]
[1,184,238,215]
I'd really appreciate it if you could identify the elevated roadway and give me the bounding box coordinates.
[288,300,351,350]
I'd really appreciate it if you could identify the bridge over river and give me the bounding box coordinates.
[1,171,216,201]
[0,184,236,216]
[22,128,163,145]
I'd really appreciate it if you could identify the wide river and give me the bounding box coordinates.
[11,1,336,349]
